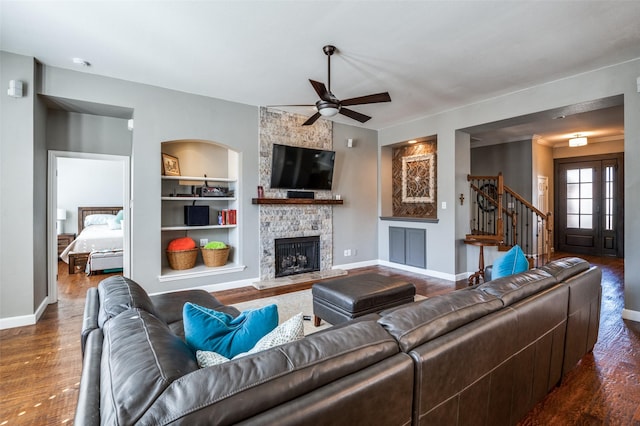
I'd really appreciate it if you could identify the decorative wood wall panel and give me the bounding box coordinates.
[392,140,437,218]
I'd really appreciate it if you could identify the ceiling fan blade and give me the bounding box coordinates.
[302,112,322,126]
[339,108,371,123]
[341,92,391,106]
[309,80,331,101]
[267,104,315,107]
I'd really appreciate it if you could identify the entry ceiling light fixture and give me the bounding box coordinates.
[569,134,588,147]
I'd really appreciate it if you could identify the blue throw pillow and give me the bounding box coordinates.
[491,245,529,280]
[183,303,278,358]
[115,210,124,224]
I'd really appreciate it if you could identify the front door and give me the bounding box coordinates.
[555,154,623,257]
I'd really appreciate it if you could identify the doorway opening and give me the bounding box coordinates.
[47,151,131,303]
[554,153,624,257]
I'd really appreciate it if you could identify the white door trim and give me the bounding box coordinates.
[47,151,131,304]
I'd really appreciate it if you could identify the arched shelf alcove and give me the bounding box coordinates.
[159,139,244,281]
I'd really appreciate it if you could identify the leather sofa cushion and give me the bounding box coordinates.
[377,290,503,352]
[97,276,158,327]
[540,257,590,282]
[100,308,198,425]
[151,289,239,326]
[138,320,400,425]
[477,269,556,306]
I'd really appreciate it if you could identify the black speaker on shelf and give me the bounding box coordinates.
[184,205,209,226]
[287,190,315,199]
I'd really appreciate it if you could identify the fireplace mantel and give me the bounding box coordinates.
[252,198,344,205]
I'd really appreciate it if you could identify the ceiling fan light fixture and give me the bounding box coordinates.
[317,100,340,117]
[569,135,588,147]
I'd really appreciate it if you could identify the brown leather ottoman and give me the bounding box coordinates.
[312,273,416,326]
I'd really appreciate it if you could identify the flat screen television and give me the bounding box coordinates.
[270,144,336,190]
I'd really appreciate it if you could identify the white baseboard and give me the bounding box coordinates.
[0,297,48,330]
[333,260,379,270]
[149,276,259,296]
[622,308,640,323]
[377,260,458,281]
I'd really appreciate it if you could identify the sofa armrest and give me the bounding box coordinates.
[74,328,103,426]
[81,287,99,357]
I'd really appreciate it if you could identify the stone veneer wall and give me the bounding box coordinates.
[258,107,334,280]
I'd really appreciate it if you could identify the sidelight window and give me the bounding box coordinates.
[605,166,614,231]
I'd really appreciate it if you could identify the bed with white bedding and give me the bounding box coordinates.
[60,206,123,274]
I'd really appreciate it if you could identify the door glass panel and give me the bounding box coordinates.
[567,214,579,228]
[580,168,592,182]
[566,167,593,230]
[567,183,579,198]
[567,169,580,183]
[580,199,592,214]
[567,199,579,214]
[605,165,614,231]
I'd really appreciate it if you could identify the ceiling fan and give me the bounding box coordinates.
[277,45,392,126]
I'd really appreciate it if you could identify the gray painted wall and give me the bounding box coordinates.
[471,139,533,200]
[1,52,36,319]
[332,123,379,264]
[46,109,132,156]
[379,57,640,317]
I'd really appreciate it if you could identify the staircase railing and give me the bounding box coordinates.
[466,173,552,269]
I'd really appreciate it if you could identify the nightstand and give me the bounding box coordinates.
[57,233,75,258]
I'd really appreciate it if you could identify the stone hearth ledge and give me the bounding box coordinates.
[253,269,348,290]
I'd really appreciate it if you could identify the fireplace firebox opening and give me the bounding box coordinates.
[275,236,320,278]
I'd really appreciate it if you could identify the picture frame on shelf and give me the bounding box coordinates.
[162,153,181,176]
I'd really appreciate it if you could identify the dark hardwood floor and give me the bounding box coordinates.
[0,255,636,425]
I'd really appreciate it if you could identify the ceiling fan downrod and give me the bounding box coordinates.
[323,45,336,94]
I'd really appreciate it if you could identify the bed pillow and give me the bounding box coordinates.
[115,210,124,224]
[491,245,529,280]
[183,303,278,358]
[107,218,122,230]
[84,214,116,227]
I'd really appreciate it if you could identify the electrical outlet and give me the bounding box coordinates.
[200,238,208,247]
[344,249,351,257]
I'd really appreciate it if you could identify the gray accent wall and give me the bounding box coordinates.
[332,123,379,265]
[471,139,533,201]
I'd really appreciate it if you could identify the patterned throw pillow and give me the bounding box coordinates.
[240,312,305,357]
[196,350,230,367]
[195,313,305,367]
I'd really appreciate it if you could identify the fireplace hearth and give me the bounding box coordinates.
[275,236,320,278]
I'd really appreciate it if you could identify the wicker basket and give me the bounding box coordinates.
[201,247,230,267]
[166,248,198,270]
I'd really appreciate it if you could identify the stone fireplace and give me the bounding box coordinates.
[258,107,334,281]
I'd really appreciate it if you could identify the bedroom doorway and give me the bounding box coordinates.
[47,151,131,303]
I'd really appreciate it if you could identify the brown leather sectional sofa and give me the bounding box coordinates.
[75,257,601,425]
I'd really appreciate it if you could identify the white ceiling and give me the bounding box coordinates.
[2,1,639,140]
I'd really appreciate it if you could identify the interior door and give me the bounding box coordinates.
[555,154,623,257]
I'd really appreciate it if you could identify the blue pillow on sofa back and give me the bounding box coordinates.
[183,303,278,358]
[491,245,529,280]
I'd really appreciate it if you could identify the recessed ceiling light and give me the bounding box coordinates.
[72,57,91,67]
